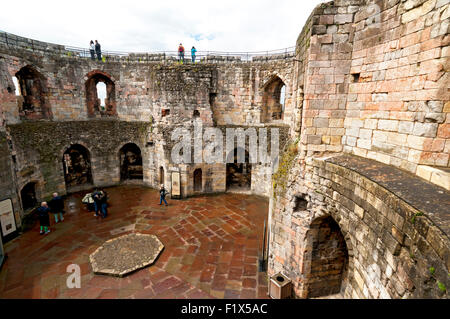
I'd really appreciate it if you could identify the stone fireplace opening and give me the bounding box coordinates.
[262,76,285,123]
[226,147,251,191]
[15,65,51,120]
[20,182,37,211]
[63,144,93,189]
[305,216,348,298]
[119,143,143,181]
[85,70,116,117]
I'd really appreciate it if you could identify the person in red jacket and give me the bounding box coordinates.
[178,43,185,63]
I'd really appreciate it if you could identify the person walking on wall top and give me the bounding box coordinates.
[89,40,95,60]
[48,192,65,223]
[159,184,168,206]
[178,43,185,63]
[191,46,197,63]
[95,40,102,61]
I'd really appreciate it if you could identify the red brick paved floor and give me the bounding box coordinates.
[0,185,270,299]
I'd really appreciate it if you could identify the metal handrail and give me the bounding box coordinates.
[0,31,295,62]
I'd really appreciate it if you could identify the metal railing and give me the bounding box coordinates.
[0,31,295,63]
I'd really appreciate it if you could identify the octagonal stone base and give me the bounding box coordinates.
[89,233,164,277]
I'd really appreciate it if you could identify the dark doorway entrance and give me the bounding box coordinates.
[193,168,202,192]
[119,143,143,181]
[226,147,251,191]
[159,167,165,185]
[20,182,37,211]
[63,144,93,189]
[306,216,348,298]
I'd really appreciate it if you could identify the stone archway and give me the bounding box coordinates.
[14,65,51,120]
[119,143,143,181]
[193,168,202,192]
[85,70,116,117]
[63,144,93,189]
[261,75,286,123]
[305,215,349,298]
[226,147,251,191]
[20,182,37,211]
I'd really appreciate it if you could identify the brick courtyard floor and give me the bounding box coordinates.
[0,185,270,299]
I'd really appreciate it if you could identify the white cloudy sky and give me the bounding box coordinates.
[1,0,327,53]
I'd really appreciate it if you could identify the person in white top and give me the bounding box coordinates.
[89,40,95,60]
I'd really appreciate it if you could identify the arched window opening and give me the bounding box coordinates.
[85,71,116,117]
[262,76,286,123]
[119,143,143,181]
[306,216,349,298]
[193,168,202,192]
[14,65,51,119]
[226,147,251,191]
[21,182,37,211]
[63,144,93,189]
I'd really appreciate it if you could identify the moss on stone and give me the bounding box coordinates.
[272,138,299,199]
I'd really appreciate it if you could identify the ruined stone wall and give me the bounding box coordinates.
[269,153,449,299]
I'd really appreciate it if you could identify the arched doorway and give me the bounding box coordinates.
[226,147,251,191]
[305,216,349,298]
[119,143,143,181]
[63,144,93,189]
[159,167,165,185]
[193,168,202,192]
[20,182,37,211]
[262,76,286,122]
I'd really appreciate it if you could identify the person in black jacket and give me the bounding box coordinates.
[92,189,108,218]
[159,184,168,206]
[48,192,65,223]
[37,202,51,235]
[95,40,102,61]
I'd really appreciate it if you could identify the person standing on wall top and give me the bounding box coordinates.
[95,40,102,61]
[48,192,65,224]
[191,46,197,63]
[178,43,185,63]
[89,40,95,60]
[159,184,168,206]
[37,202,51,235]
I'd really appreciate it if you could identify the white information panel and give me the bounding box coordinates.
[171,171,181,198]
[0,199,16,237]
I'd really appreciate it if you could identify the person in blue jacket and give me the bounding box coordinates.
[191,46,197,63]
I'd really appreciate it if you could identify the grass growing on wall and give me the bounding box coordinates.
[272,137,299,199]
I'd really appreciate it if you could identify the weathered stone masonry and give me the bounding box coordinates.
[0,0,448,299]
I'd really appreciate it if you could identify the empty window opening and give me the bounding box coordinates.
[85,71,116,117]
[209,93,217,107]
[162,109,170,117]
[193,168,202,192]
[226,147,251,191]
[351,73,360,83]
[120,143,143,181]
[193,110,200,117]
[294,195,308,211]
[63,144,93,189]
[15,66,51,119]
[96,82,107,110]
[21,182,37,211]
[262,76,286,122]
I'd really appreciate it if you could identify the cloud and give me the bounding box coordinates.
[0,0,328,53]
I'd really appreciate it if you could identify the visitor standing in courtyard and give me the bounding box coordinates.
[37,202,51,235]
[178,43,185,63]
[95,40,102,61]
[48,192,65,223]
[159,184,168,206]
[92,188,108,218]
[191,46,197,63]
[89,40,95,60]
